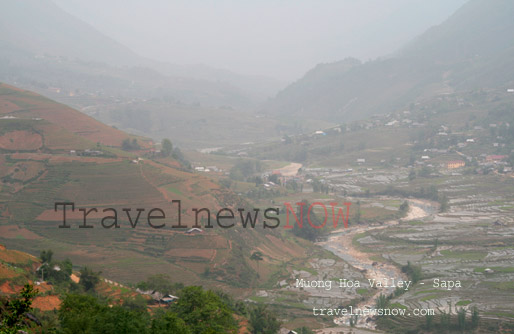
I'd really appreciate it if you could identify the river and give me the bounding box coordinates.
[317,199,435,329]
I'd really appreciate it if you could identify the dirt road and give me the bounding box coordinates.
[274,162,302,176]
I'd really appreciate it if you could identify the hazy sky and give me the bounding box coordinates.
[53,0,467,81]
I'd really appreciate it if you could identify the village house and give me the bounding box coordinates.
[486,155,507,162]
[447,160,465,169]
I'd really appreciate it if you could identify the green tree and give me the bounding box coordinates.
[122,138,131,150]
[457,308,466,332]
[79,266,101,292]
[250,251,264,271]
[40,249,53,263]
[418,166,432,177]
[59,294,100,333]
[230,159,262,182]
[131,138,140,149]
[290,200,323,241]
[349,314,358,327]
[268,173,279,184]
[91,306,149,334]
[122,138,140,151]
[161,138,173,157]
[122,294,149,312]
[375,294,389,313]
[46,259,72,284]
[250,251,264,262]
[439,194,449,212]
[248,304,281,334]
[151,311,190,334]
[399,200,409,215]
[0,284,38,334]
[439,310,450,329]
[401,261,422,283]
[137,274,182,295]
[59,294,149,334]
[172,286,237,334]
[354,201,362,224]
[425,313,434,330]
[471,306,479,328]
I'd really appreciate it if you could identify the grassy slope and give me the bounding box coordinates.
[0,83,149,148]
[0,84,311,294]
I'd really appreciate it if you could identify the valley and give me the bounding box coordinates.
[1,1,514,333]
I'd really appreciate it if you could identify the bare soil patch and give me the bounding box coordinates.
[0,130,42,150]
[32,295,61,311]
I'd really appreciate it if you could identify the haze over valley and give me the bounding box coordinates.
[0,1,513,333]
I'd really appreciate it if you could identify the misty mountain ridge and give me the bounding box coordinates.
[264,0,514,123]
[0,0,282,108]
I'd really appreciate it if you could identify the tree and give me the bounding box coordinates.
[248,304,281,334]
[0,284,38,333]
[457,308,466,332]
[59,294,149,334]
[375,293,389,313]
[290,200,323,241]
[418,166,432,177]
[399,201,409,215]
[439,310,450,329]
[172,286,237,334]
[91,306,149,334]
[471,306,479,328]
[250,251,263,262]
[349,314,359,327]
[79,266,101,292]
[439,194,449,212]
[254,176,263,186]
[122,138,132,150]
[230,159,262,182]
[136,274,180,295]
[161,138,173,157]
[151,311,190,334]
[354,205,362,224]
[268,173,279,184]
[122,138,140,151]
[46,259,72,284]
[401,261,422,283]
[131,138,139,149]
[425,313,434,330]
[122,295,148,312]
[40,249,53,263]
[250,251,264,270]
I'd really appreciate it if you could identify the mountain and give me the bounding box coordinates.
[0,0,282,114]
[0,83,137,147]
[0,0,289,148]
[0,83,307,291]
[0,0,143,67]
[263,0,514,123]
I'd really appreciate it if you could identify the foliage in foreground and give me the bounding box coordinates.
[0,283,282,334]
